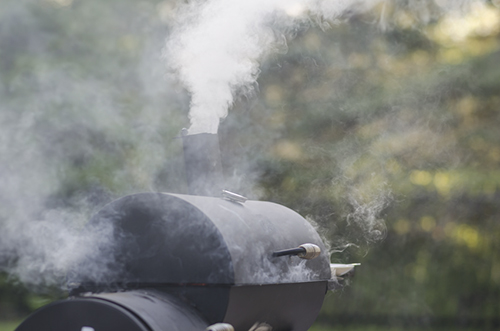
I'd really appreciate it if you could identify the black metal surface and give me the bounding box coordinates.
[272,247,306,257]
[92,290,208,331]
[182,132,224,196]
[16,299,148,331]
[156,285,231,324]
[68,284,231,325]
[223,281,328,331]
[23,191,333,331]
[73,192,331,288]
[174,193,332,284]
[73,193,234,286]
[16,290,207,331]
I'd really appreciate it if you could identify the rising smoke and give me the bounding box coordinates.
[0,0,182,288]
[164,0,484,260]
[0,0,486,289]
[164,0,483,134]
[164,0,381,134]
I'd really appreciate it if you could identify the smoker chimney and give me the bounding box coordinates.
[181,129,224,196]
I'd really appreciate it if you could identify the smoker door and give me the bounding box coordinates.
[224,281,328,331]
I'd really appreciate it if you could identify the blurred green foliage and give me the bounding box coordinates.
[1,0,500,329]
[0,321,21,331]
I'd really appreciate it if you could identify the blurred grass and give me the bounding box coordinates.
[310,326,485,331]
[0,320,488,331]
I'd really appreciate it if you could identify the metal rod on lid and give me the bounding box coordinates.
[273,247,306,257]
[181,129,225,197]
[272,243,321,260]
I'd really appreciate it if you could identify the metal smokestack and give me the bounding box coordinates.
[181,129,224,196]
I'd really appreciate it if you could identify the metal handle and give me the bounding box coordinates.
[272,243,321,260]
[221,190,248,203]
[206,323,234,331]
[249,322,273,331]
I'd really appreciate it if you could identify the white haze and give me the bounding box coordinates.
[0,0,485,289]
[0,0,181,288]
[164,0,483,134]
[164,0,483,262]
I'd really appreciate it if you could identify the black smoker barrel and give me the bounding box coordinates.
[17,193,332,331]
[16,133,336,331]
[16,290,207,331]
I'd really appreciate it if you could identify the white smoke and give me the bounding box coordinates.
[1,208,116,286]
[164,0,379,134]
[164,0,483,134]
[0,0,180,288]
[0,0,486,290]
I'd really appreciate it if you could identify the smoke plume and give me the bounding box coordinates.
[0,0,181,288]
[164,0,483,134]
[0,0,486,289]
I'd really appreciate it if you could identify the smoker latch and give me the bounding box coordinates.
[221,190,248,203]
[206,323,234,331]
[249,322,273,331]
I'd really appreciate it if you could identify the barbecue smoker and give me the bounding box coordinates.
[16,133,356,331]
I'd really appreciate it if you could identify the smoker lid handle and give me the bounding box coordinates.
[298,243,321,259]
[272,243,321,259]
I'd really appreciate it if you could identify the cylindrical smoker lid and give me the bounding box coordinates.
[75,192,331,287]
[16,290,208,331]
[16,298,149,331]
[173,193,332,284]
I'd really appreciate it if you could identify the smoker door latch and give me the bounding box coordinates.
[221,190,248,203]
[272,243,321,259]
[249,322,273,331]
[206,323,234,331]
